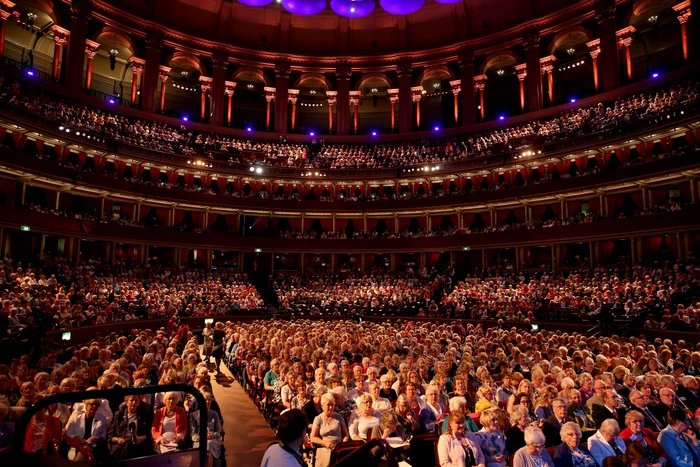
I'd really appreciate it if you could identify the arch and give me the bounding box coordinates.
[230,66,271,87]
[546,26,595,55]
[416,66,456,86]
[624,0,676,27]
[164,51,207,76]
[293,73,331,90]
[479,50,520,75]
[356,73,393,90]
[17,0,61,26]
[92,27,138,58]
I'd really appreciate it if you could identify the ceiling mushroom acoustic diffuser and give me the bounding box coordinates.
[331,0,375,18]
[282,0,328,15]
[236,0,275,6]
[380,0,425,15]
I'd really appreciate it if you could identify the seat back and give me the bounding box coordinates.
[330,441,365,465]
[410,433,439,467]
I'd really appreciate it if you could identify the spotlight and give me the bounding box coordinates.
[182,116,189,122]
[371,131,377,136]
[310,132,315,136]
[109,99,115,104]
[256,168,263,174]
[26,70,34,76]
[434,126,440,131]
[247,127,252,132]
[499,116,505,121]
[58,126,64,131]
[570,98,576,103]
[250,167,255,172]
[652,72,659,78]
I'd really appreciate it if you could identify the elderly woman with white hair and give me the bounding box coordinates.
[368,382,392,414]
[587,419,626,467]
[513,426,555,467]
[310,392,350,467]
[379,374,398,402]
[443,396,480,434]
[476,409,507,467]
[506,405,532,454]
[420,384,446,434]
[553,422,597,467]
[348,393,381,441]
[151,391,188,453]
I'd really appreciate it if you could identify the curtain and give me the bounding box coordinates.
[217,178,228,192]
[12,132,27,151]
[385,218,395,232]
[173,210,185,226]
[431,216,443,230]
[201,176,212,190]
[121,203,134,220]
[595,153,604,169]
[191,212,204,229]
[288,218,302,231]
[93,155,107,172]
[183,174,195,186]
[471,175,481,188]
[514,208,525,222]
[631,190,644,209]
[497,210,509,224]
[0,127,6,144]
[76,151,87,166]
[636,143,648,162]
[167,171,179,184]
[320,219,333,231]
[115,161,127,177]
[416,217,427,229]
[651,187,668,205]
[461,213,474,228]
[666,235,680,258]
[537,165,546,178]
[149,167,160,183]
[366,219,378,232]
[588,197,600,214]
[131,163,144,178]
[398,218,411,231]
[533,205,546,220]
[551,203,562,218]
[520,167,529,181]
[661,136,673,152]
[568,201,582,216]
[35,139,45,154]
[156,209,170,225]
[646,141,655,157]
[335,219,348,231]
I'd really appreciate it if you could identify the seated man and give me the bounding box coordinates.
[543,398,574,447]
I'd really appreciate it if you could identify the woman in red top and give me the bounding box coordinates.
[24,397,62,455]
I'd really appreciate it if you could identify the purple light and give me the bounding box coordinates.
[282,0,327,15]
[236,0,274,5]
[247,127,252,132]
[372,131,377,136]
[434,126,440,131]
[109,99,115,104]
[331,0,375,17]
[499,116,505,121]
[26,70,34,76]
[380,0,424,15]
[652,72,659,78]
[183,116,189,122]
[309,132,315,136]
[570,98,576,103]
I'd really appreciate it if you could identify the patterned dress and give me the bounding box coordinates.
[476,428,507,467]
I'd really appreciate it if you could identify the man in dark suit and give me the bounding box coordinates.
[592,390,627,429]
[628,390,665,431]
[677,376,700,413]
[650,388,677,426]
[543,398,575,447]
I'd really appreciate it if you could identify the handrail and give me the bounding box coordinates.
[331,438,399,467]
[12,383,208,467]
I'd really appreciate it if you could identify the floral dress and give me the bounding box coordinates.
[476,428,507,467]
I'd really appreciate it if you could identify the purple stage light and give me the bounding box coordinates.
[247,127,252,132]
[433,126,440,131]
[310,132,315,136]
[570,98,576,103]
[372,131,377,136]
[109,99,115,104]
[282,0,327,15]
[183,116,189,122]
[380,0,424,15]
[331,0,375,17]
[499,116,505,121]
[26,70,34,76]
[652,72,659,78]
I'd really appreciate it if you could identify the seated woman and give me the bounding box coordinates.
[506,405,532,454]
[476,409,507,467]
[310,393,349,467]
[565,389,596,432]
[535,386,559,422]
[108,394,154,461]
[419,385,446,434]
[24,396,62,455]
[513,426,555,467]
[395,394,421,437]
[65,396,109,461]
[512,392,535,420]
[587,419,625,467]
[438,411,485,467]
[348,393,381,441]
[370,410,407,442]
[379,374,398,403]
[553,422,596,467]
[443,396,480,434]
[619,410,667,467]
[151,391,188,454]
[190,392,223,467]
[368,382,392,414]
[475,386,495,413]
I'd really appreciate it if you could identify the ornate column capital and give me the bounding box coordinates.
[396,61,412,77]
[0,1,15,14]
[70,0,93,21]
[457,50,474,67]
[586,39,601,59]
[388,88,399,102]
[158,66,171,82]
[673,0,692,23]
[514,63,527,80]
[411,86,423,101]
[349,90,361,105]
[449,79,461,94]
[326,90,337,105]
[288,88,299,103]
[85,39,100,59]
[473,74,487,91]
[594,0,615,21]
[0,9,12,21]
[225,81,237,96]
[616,26,636,49]
[523,31,540,50]
[51,25,70,46]
[539,55,556,73]
[264,87,276,101]
[275,62,291,78]
[212,53,229,69]
[145,35,163,50]
[199,75,213,92]
[129,57,145,74]
[335,63,351,80]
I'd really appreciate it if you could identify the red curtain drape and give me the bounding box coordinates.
[520,167,529,181]
[217,178,228,192]
[335,219,348,231]
[131,163,144,178]
[320,219,333,231]
[183,174,195,186]
[636,143,648,162]
[533,205,546,220]
[385,218,395,232]
[288,218,302,231]
[121,203,134,220]
[537,165,546,178]
[503,171,512,185]
[93,155,107,172]
[568,201,582,216]
[191,212,204,229]
[115,161,127,177]
[11,132,27,151]
[167,171,179,184]
[646,141,655,157]
[666,235,680,258]
[149,167,160,182]
[588,197,600,214]
[417,217,427,229]
[366,219,378,232]
[661,136,673,152]
[173,210,185,226]
[35,139,44,154]
[0,127,6,143]
[497,210,509,224]
[578,156,589,171]
[284,184,294,197]
[685,130,696,147]
[398,218,411,231]
[631,190,644,209]
[156,209,170,225]
[201,176,212,190]
[462,213,475,228]
[594,153,604,169]
[431,216,443,229]
[471,175,481,188]
[651,187,668,205]
[207,213,218,229]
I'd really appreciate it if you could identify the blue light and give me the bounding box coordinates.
[434,126,440,131]
[310,132,315,136]
[371,131,377,136]
[109,99,115,104]
[247,127,252,132]
[26,70,34,76]
[499,115,505,121]
[570,98,576,103]
[182,116,189,122]
[652,72,659,78]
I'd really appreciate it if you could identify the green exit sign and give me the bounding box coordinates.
[20,225,31,232]
[463,246,470,251]
[255,248,262,253]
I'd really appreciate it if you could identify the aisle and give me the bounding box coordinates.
[207,358,277,466]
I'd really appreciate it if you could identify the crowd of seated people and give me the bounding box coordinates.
[225,316,700,467]
[0,257,263,334]
[0,72,697,171]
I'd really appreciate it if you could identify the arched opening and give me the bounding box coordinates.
[90,30,136,100]
[294,74,330,135]
[162,53,206,120]
[548,28,595,104]
[4,1,57,76]
[230,67,270,131]
[480,51,520,120]
[417,66,456,130]
[357,74,392,134]
[627,0,683,76]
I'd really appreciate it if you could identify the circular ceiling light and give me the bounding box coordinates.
[282,0,327,15]
[237,0,274,5]
[331,0,375,17]
[380,0,424,15]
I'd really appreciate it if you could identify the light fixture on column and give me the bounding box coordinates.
[109,49,118,71]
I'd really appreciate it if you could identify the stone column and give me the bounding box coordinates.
[84,39,100,91]
[210,55,228,126]
[199,76,213,122]
[349,91,360,132]
[141,35,163,113]
[458,51,475,126]
[326,91,337,132]
[288,89,299,132]
[274,63,290,133]
[336,64,351,135]
[64,1,90,89]
[514,64,527,110]
[225,81,237,126]
[540,55,556,104]
[128,57,145,105]
[596,1,620,92]
[411,86,423,128]
[158,66,170,113]
[449,80,461,123]
[586,39,601,91]
[523,31,543,112]
[473,75,487,120]
[0,1,14,58]
[50,26,69,81]
[388,89,399,131]
[397,62,413,133]
[616,26,636,81]
[673,1,692,61]
[264,87,275,130]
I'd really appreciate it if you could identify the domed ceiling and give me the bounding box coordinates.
[100,0,575,57]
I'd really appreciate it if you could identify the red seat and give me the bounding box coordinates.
[469,412,482,429]
[330,441,365,464]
